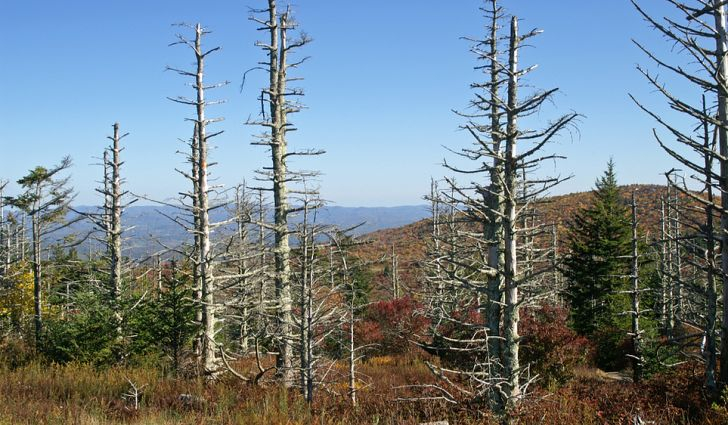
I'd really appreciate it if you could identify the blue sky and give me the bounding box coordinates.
[0,1,696,206]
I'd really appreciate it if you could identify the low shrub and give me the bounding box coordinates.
[359,296,428,356]
[520,305,593,388]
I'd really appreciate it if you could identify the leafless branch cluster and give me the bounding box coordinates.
[420,0,577,416]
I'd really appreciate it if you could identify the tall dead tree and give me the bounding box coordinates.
[700,102,720,392]
[248,0,317,386]
[231,184,255,354]
[666,177,685,331]
[628,192,645,383]
[329,230,372,408]
[290,186,342,403]
[190,124,203,357]
[0,180,8,278]
[215,182,271,368]
[73,123,136,341]
[631,0,728,390]
[658,197,670,334]
[107,123,126,307]
[168,23,227,377]
[426,1,577,416]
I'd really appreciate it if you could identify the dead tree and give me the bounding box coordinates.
[426,1,577,415]
[106,123,127,316]
[628,192,645,383]
[390,244,400,299]
[73,123,137,339]
[191,124,203,357]
[666,177,685,332]
[290,186,342,403]
[0,180,8,277]
[168,23,228,377]
[1,211,26,277]
[92,124,137,346]
[248,0,318,386]
[253,188,273,358]
[215,182,271,367]
[700,107,720,392]
[550,224,563,305]
[658,197,670,334]
[231,184,255,354]
[329,230,372,408]
[630,0,728,390]
[423,179,448,326]
[425,1,510,408]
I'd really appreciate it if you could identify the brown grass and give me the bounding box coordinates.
[0,355,476,425]
[0,355,723,424]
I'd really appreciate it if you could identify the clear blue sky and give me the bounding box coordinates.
[0,0,693,206]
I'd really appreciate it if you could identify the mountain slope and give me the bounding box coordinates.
[357,184,696,281]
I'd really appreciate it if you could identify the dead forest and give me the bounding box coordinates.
[3,0,728,424]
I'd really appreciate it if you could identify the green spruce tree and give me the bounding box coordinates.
[563,160,632,338]
[150,260,198,375]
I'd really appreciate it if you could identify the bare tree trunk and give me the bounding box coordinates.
[349,289,357,407]
[262,0,294,385]
[429,179,444,311]
[502,15,521,409]
[108,123,124,339]
[701,102,718,393]
[168,23,223,376]
[0,183,5,277]
[191,124,203,358]
[156,254,163,299]
[713,1,728,387]
[631,0,728,389]
[31,208,42,347]
[671,186,683,327]
[257,189,267,334]
[630,192,643,383]
[659,197,669,334]
[190,23,218,377]
[485,0,505,378]
[391,244,399,299]
[551,224,561,304]
[235,185,251,354]
[665,185,676,336]
[299,202,310,401]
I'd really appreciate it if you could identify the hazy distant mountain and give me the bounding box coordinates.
[55,204,430,259]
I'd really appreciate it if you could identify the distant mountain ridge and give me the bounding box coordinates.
[39,184,685,264]
[55,204,431,258]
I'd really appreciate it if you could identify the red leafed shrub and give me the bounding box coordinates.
[354,320,383,348]
[360,296,428,356]
[520,304,594,388]
[426,302,484,368]
[515,361,728,424]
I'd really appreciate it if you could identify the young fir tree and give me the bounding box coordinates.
[151,261,198,376]
[563,160,631,337]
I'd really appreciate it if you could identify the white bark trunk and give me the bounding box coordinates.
[713,0,728,386]
[502,15,521,408]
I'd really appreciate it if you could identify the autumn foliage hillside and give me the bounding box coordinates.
[356,184,703,293]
